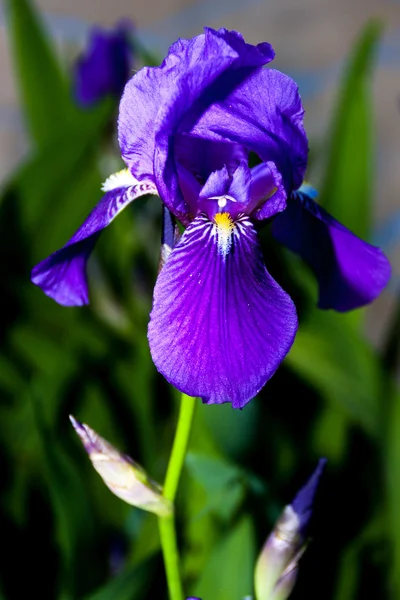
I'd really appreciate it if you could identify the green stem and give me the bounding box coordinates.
[158,393,197,600]
[158,516,184,600]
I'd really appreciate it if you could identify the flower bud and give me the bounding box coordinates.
[254,459,326,600]
[70,416,172,517]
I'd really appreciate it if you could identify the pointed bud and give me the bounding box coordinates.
[254,459,326,600]
[70,416,172,517]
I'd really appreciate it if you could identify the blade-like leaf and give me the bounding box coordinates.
[382,295,400,375]
[83,556,156,600]
[386,389,400,594]
[186,452,247,521]
[191,516,256,600]
[31,388,96,598]
[319,20,382,240]
[0,101,114,283]
[286,309,383,437]
[4,0,71,146]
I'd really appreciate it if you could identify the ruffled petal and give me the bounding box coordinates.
[119,30,237,183]
[148,214,298,408]
[119,28,274,219]
[272,193,391,311]
[31,172,157,306]
[183,68,308,194]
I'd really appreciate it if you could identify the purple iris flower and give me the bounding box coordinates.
[32,28,391,408]
[74,20,133,107]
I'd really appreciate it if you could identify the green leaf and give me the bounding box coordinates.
[191,516,256,600]
[201,398,260,459]
[319,20,382,240]
[312,405,349,464]
[0,355,25,394]
[83,556,156,600]
[333,514,384,600]
[333,542,361,600]
[3,100,112,239]
[386,389,400,593]
[30,387,96,597]
[186,452,247,521]
[382,297,400,375]
[4,0,71,146]
[286,309,383,437]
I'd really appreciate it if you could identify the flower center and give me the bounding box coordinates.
[214,212,235,256]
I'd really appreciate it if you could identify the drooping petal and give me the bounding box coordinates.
[148,214,298,408]
[182,68,308,195]
[272,193,391,311]
[31,171,157,306]
[119,28,274,219]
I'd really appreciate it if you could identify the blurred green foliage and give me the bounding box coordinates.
[0,2,398,599]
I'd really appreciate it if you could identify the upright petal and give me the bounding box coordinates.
[227,160,252,205]
[119,29,238,192]
[148,214,298,408]
[199,165,231,200]
[31,171,157,306]
[119,28,274,218]
[174,134,247,184]
[182,68,308,195]
[272,193,391,311]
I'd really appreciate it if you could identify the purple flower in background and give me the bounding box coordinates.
[74,20,133,107]
[32,28,391,408]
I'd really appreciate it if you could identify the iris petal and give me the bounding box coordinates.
[174,134,247,184]
[199,161,252,207]
[248,161,286,220]
[119,29,239,216]
[31,174,157,306]
[148,214,298,408]
[183,68,308,194]
[272,193,391,311]
[120,28,274,219]
[199,165,230,200]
